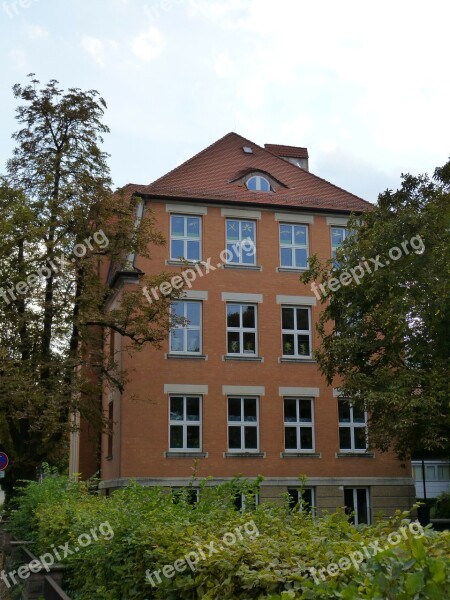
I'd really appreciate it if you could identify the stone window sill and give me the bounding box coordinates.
[223,355,263,362]
[336,452,374,458]
[224,452,265,458]
[165,452,208,458]
[281,452,321,458]
[166,353,207,360]
[277,267,308,273]
[279,357,316,363]
[222,264,262,271]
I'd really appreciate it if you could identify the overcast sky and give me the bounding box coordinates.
[1,0,449,202]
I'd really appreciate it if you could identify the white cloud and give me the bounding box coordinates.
[81,36,106,67]
[131,26,164,61]
[213,52,235,78]
[25,24,49,40]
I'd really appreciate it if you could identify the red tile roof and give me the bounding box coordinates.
[264,144,309,159]
[131,133,372,213]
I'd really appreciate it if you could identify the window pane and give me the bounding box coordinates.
[171,239,184,259]
[187,330,200,353]
[354,427,367,450]
[300,428,313,449]
[244,426,257,449]
[242,221,255,241]
[229,426,241,449]
[353,405,366,423]
[294,248,307,268]
[438,466,450,480]
[280,225,292,244]
[242,305,255,328]
[226,220,239,241]
[288,488,299,509]
[227,331,240,354]
[186,240,200,261]
[296,308,309,331]
[282,334,295,355]
[243,398,257,421]
[356,489,369,524]
[284,399,297,422]
[426,466,437,481]
[332,227,345,247]
[227,305,240,327]
[242,244,255,264]
[339,427,352,449]
[171,216,185,236]
[259,178,270,192]
[186,302,200,326]
[186,397,200,421]
[299,400,312,422]
[302,488,313,510]
[186,217,200,238]
[297,335,310,355]
[170,397,184,421]
[246,177,257,191]
[226,243,239,263]
[243,332,256,354]
[280,247,293,267]
[170,426,183,449]
[282,307,294,330]
[228,398,242,421]
[186,426,200,449]
[170,329,184,352]
[338,401,351,422]
[344,489,355,523]
[294,225,307,245]
[285,427,297,449]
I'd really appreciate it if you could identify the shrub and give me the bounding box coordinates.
[433,491,450,519]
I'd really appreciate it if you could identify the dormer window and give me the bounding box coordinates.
[246,175,272,193]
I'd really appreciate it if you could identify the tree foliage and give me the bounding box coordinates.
[302,162,450,459]
[0,76,182,497]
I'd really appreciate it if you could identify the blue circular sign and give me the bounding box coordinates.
[0,452,9,471]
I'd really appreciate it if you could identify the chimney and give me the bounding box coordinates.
[265,144,309,171]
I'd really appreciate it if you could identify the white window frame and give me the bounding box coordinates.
[344,487,371,525]
[226,303,258,356]
[234,492,260,512]
[331,226,350,260]
[279,223,309,269]
[168,395,202,452]
[281,306,312,358]
[287,487,315,514]
[246,175,271,192]
[227,396,259,452]
[170,214,202,262]
[170,301,202,355]
[225,219,256,265]
[283,397,315,452]
[338,399,368,452]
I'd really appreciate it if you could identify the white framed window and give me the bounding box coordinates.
[169,395,202,451]
[170,301,202,354]
[284,397,314,451]
[246,175,271,192]
[234,492,259,512]
[228,397,259,451]
[281,306,312,358]
[226,219,256,265]
[227,303,257,355]
[331,226,350,262]
[279,223,308,269]
[170,214,201,261]
[344,487,371,525]
[338,399,368,451]
[171,487,199,504]
[287,487,315,513]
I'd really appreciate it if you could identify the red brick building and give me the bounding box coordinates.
[71,133,415,523]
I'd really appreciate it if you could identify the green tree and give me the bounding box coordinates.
[301,161,450,459]
[0,76,181,500]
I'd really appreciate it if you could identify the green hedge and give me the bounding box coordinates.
[7,475,450,599]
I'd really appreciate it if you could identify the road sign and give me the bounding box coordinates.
[0,452,9,471]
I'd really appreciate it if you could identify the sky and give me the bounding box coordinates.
[0,0,449,203]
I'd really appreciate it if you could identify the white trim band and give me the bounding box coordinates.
[275,212,314,224]
[222,292,263,303]
[182,290,208,300]
[223,386,265,396]
[221,208,261,220]
[164,384,208,394]
[166,203,207,215]
[276,295,316,306]
[279,387,320,397]
[326,216,348,226]
[333,388,344,397]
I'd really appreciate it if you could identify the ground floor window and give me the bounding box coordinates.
[234,492,259,512]
[344,487,370,524]
[171,487,199,505]
[287,487,315,513]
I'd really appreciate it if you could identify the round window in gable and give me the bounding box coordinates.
[246,175,272,192]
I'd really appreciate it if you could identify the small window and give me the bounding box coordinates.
[284,398,314,451]
[170,301,202,354]
[338,400,368,451]
[226,219,256,265]
[281,306,312,358]
[287,488,315,513]
[331,226,350,265]
[171,488,199,505]
[234,492,259,512]
[279,224,308,269]
[170,214,201,261]
[344,488,370,525]
[169,395,201,451]
[227,303,257,355]
[228,397,259,451]
[246,175,271,192]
